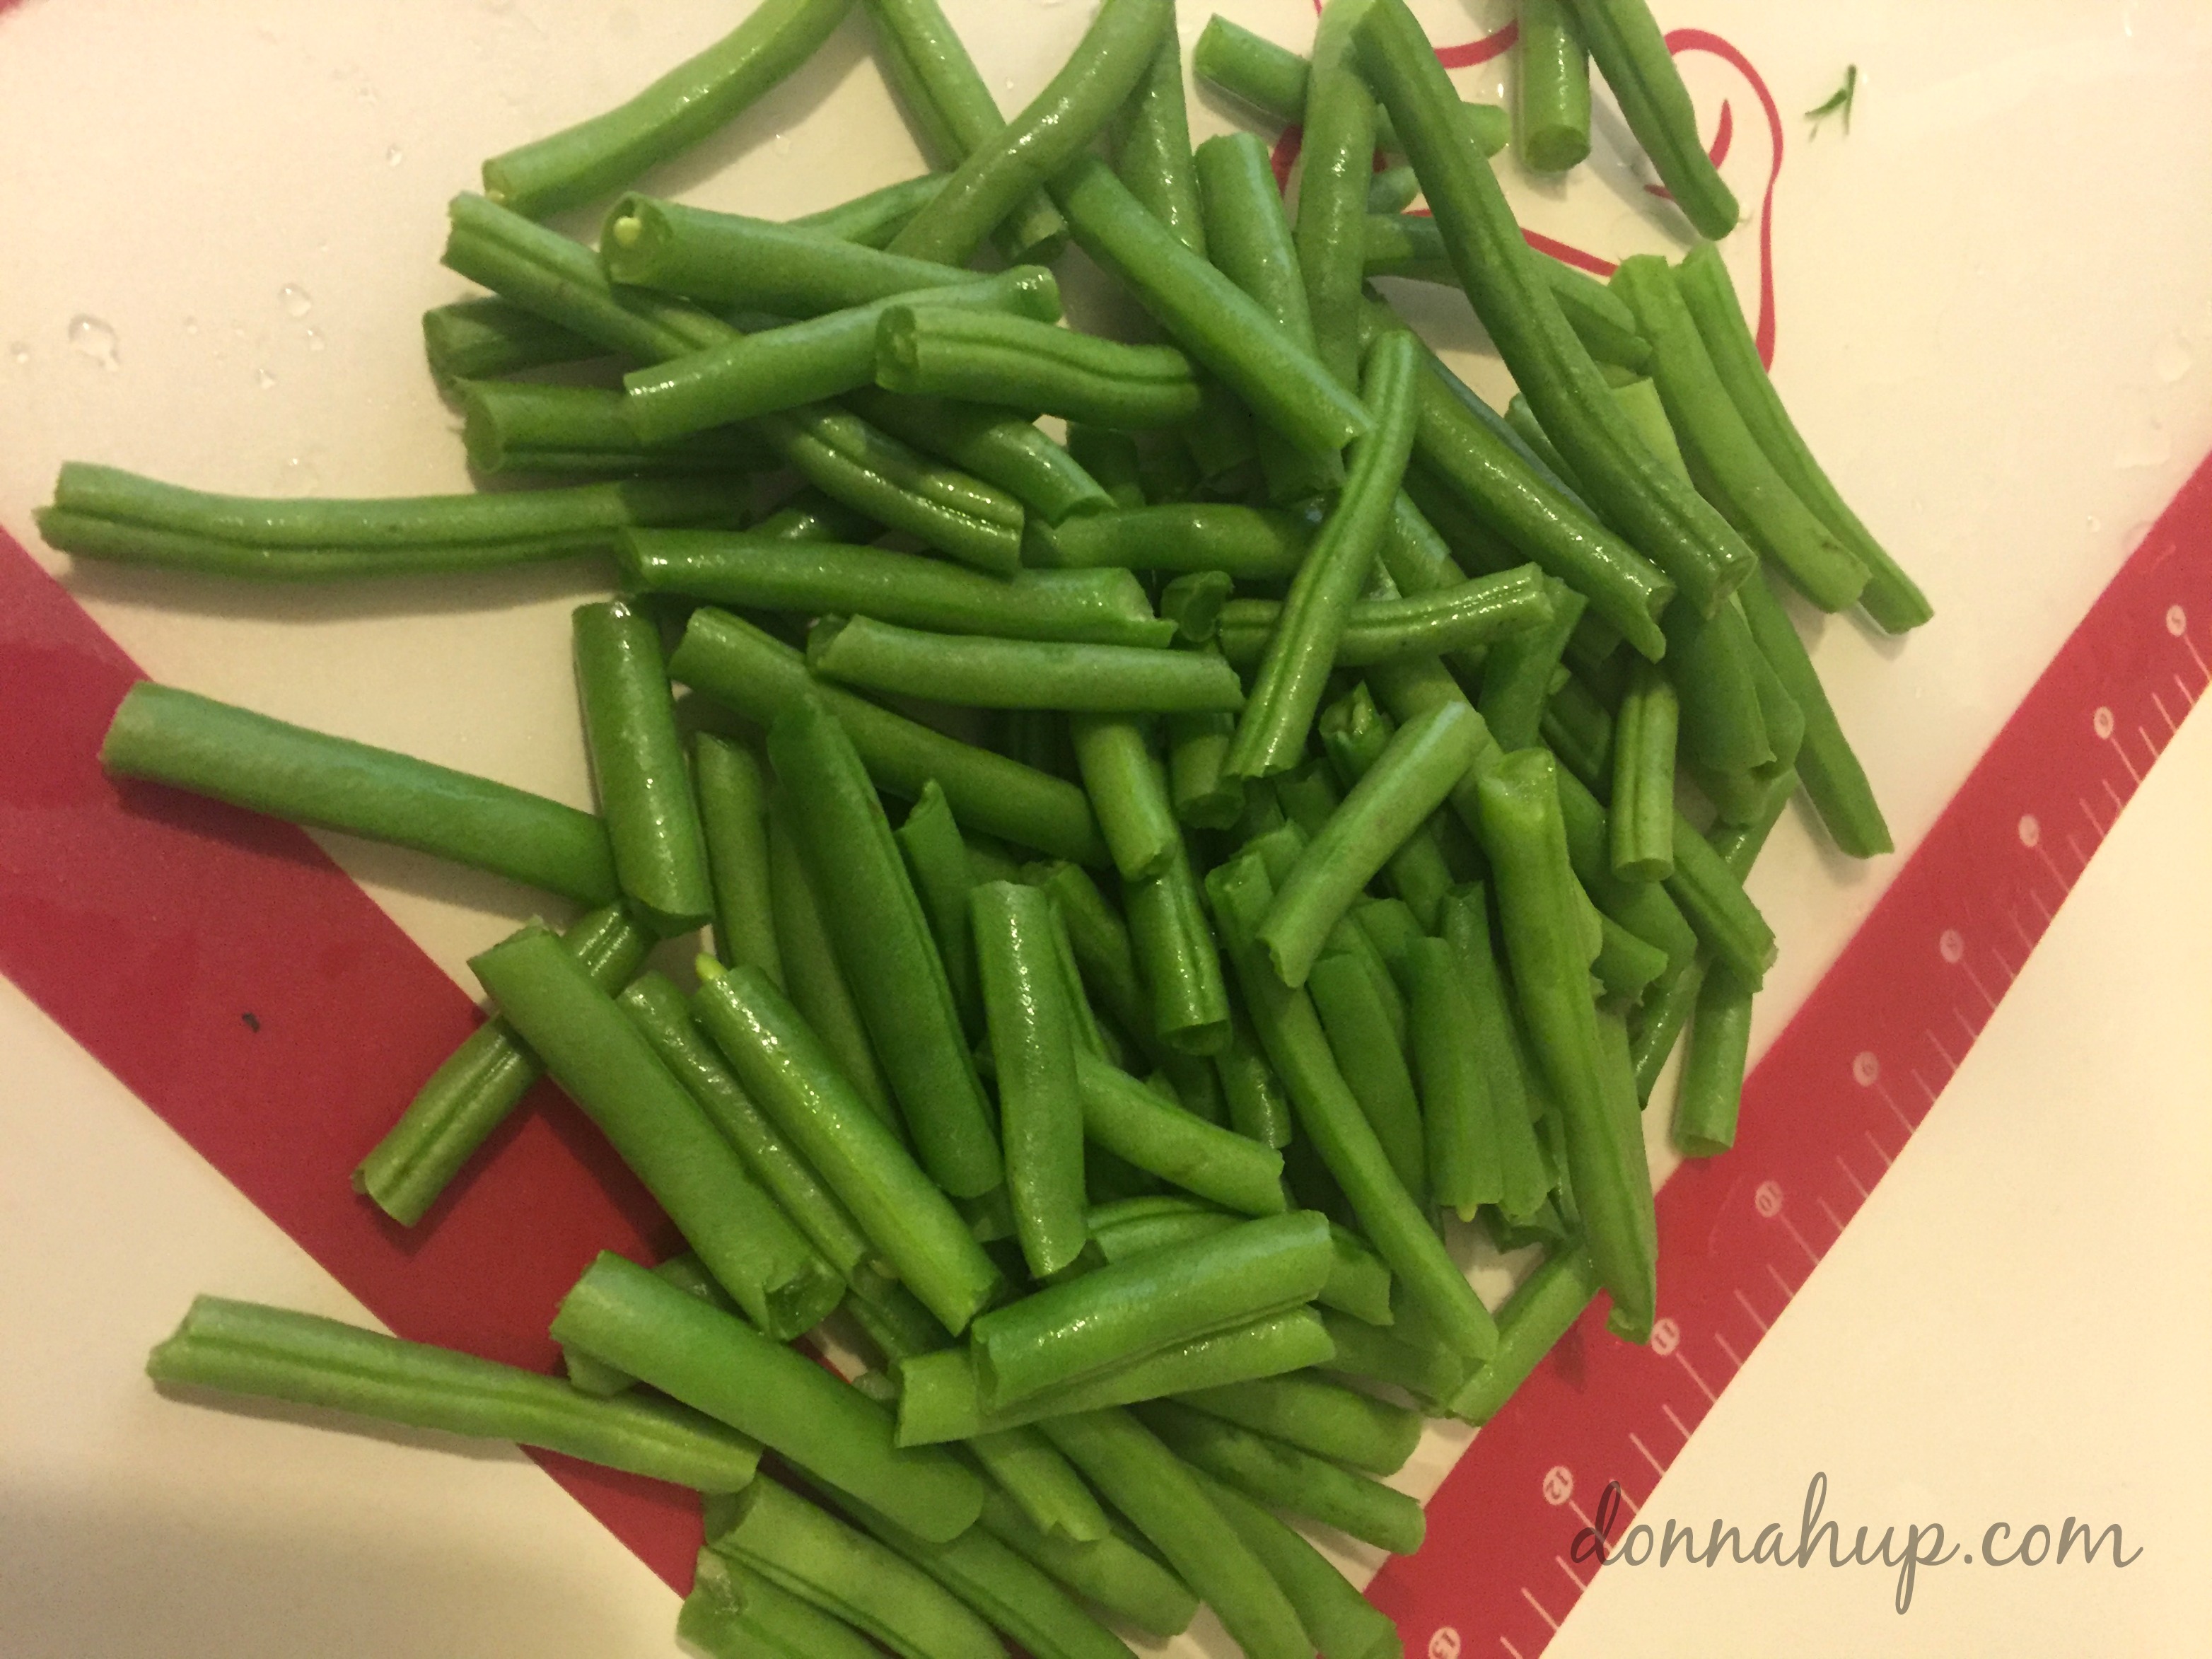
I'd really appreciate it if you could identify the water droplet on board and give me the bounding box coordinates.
[280,283,313,318]
[305,327,326,353]
[182,315,199,334]
[68,315,120,369]
[8,342,28,366]
[2152,334,2193,383]
[256,367,277,390]
[277,456,320,495]
[386,144,404,168]
[2114,424,2171,470]
[773,132,792,156]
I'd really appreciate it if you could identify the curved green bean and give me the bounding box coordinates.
[1030,502,1313,578]
[1134,1399,1424,1554]
[1559,0,1739,240]
[1076,1052,1284,1216]
[1518,0,1593,170]
[146,1296,761,1491]
[1124,837,1233,1054]
[877,307,1201,431]
[1367,163,1421,216]
[602,194,977,311]
[808,616,1243,714]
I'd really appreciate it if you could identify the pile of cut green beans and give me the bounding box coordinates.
[84,1,1928,1653]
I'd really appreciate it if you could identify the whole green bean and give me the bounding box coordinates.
[603,194,977,311]
[670,607,1109,865]
[481,0,851,218]
[1067,714,1178,881]
[458,380,767,478]
[1211,854,1499,1365]
[355,902,649,1227]
[1178,1371,1419,1477]
[895,781,984,1040]
[680,1551,884,1659]
[794,171,955,248]
[554,1253,977,1537]
[808,616,1244,714]
[1479,578,1588,750]
[1215,566,1554,672]
[844,387,1114,525]
[1031,502,1314,578]
[1445,1247,1602,1422]
[573,600,714,935]
[1186,1469,1404,1659]
[1134,1399,1424,1554]
[1308,954,1427,1211]
[1609,658,1679,880]
[1229,332,1421,778]
[1611,256,1868,611]
[100,683,619,904]
[706,1478,1000,1659]
[1124,837,1233,1054]
[627,267,1060,441]
[887,0,1173,267]
[1299,1,1382,386]
[146,1296,761,1491]
[1356,0,1756,615]
[1518,0,1593,170]
[1112,32,1208,258]
[1076,1052,1285,1216]
[694,964,1007,1333]
[1474,750,1655,1341]
[1677,243,1931,631]
[1559,0,1739,240]
[1216,1009,1296,1150]
[1405,932,1503,1219]
[976,1486,1199,1637]
[1040,1409,1311,1659]
[424,296,600,388]
[1317,1308,1465,1408]
[1735,563,1893,856]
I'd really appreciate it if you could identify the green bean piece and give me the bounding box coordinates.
[1402,933,1501,1219]
[1558,0,1738,240]
[1503,393,1581,493]
[1165,660,1244,829]
[1356,1,1755,617]
[875,308,1199,433]
[1517,0,1593,171]
[965,1426,1112,1544]
[1661,590,1771,774]
[1124,838,1233,1055]
[458,381,765,479]
[808,617,1243,716]
[895,1309,1336,1443]
[602,194,977,311]
[680,1551,885,1659]
[1052,154,1373,460]
[573,600,714,935]
[562,1249,735,1399]
[849,1279,959,1365]
[887,0,1172,267]
[1076,1052,1285,1216]
[1479,579,1587,751]
[1032,501,1314,578]
[1378,491,1497,684]
[895,782,985,1040]
[100,682,619,904]
[1677,245,1930,630]
[1435,887,1552,1223]
[1258,700,1488,986]
[694,965,1007,1332]
[696,735,784,984]
[1675,963,1752,1156]
[1066,714,1177,881]
[481,0,851,217]
[1177,1371,1419,1477]
[857,0,1065,264]
[1317,1308,1465,1408]
[1367,163,1421,216]
[1229,332,1421,778]
[1185,1469,1404,1659]
[1591,913,1667,1003]
[793,171,954,249]
[844,389,1114,528]
[554,1253,977,1539]
[354,902,646,1226]
[1134,1400,1424,1554]
[977,1487,1199,1636]
[423,296,600,388]
[1217,1010,1296,1150]
[1216,568,1554,673]
[1112,32,1208,257]
[1315,689,1451,931]
[146,1295,760,1490]
[973,882,1091,1279]
[1086,1197,1389,1324]
[1023,861,1156,1051]
[1066,425,1146,509]
[1609,658,1679,880]
[627,269,1061,442]
[1042,1410,1311,1659]
[706,1479,1001,1659]
[770,697,1003,1197]
[1547,767,1700,972]
[1300,1,1382,386]
[1735,563,1893,856]
[1445,1247,1602,1422]
[628,532,1166,649]
[756,487,882,545]
[470,926,842,1334]
[1474,750,1655,1341]
[1611,371,1687,477]
[1610,256,1868,612]
[1307,955,1427,1211]
[1543,672,1616,792]
[1210,854,1499,1366]
[673,607,1109,865]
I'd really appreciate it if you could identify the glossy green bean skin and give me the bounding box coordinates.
[1479,579,1587,751]
[1405,932,1504,1218]
[877,308,1201,431]
[1216,1011,1296,1150]
[1317,1308,1465,1408]
[1547,767,1701,974]
[481,0,851,217]
[976,1487,1199,1637]
[1087,1199,1391,1327]
[573,600,713,935]
[670,607,1109,866]
[1517,0,1593,171]
[627,268,1060,441]
[1662,590,1771,776]
[808,616,1243,715]
[1112,33,1208,257]
[680,1552,884,1659]
[1052,153,1373,459]
[602,195,977,311]
[1076,1054,1286,1216]
[887,0,1173,267]
[1215,566,1554,670]
[974,882,1091,1278]
[1299,1,1382,386]
[1041,1410,1312,1659]
[458,381,764,478]
[1609,658,1679,880]
[1559,0,1739,240]
[1167,692,1244,830]
[1677,244,1931,631]
[1067,714,1178,882]
[1736,563,1894,856]
[1258,700,1490,987]
[1177,1372,1419,1476]
[356,902,649,1226]
[1445,1247,1602,1422]
[1315,690,1451,931]
[1023,861,1155,1053]
[895,781,984,1040]
[100,683,619,904]
[844,388,1113,526]
[555,1254,979,1539]
[1210,854,1499,1366]
[770,697,1003,1198]
[696,735,783,982]
[693,965,1006,1334]
[424,296,600,387]
[1187,1469,1404,1659]
[627,532,1165,648]
[1366,163,1421,216]
[793,171,953,248]
[146,1296,762,1491]
[473,926,845,1337]
[1308,954,1426,1211]
[1474,751,1655,1341]
[1675,962,1752,1156]
[1032,503,1313,579]
[963,1424,1111,1545]
[1356,0,1755,615]
[1124,837,1233,1054]
[1503,394,1579,491]
[1134,1400,1425,1554]
[1611,256,1868,612]
[1229,332,1421,779]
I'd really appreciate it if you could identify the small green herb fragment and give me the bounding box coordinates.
[1805,65,1858,136]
